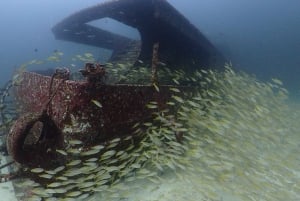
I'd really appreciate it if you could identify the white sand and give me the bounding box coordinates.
[0,142,17,201]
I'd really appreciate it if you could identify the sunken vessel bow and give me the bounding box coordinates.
[7,67,178,167]
[7,0,225,167]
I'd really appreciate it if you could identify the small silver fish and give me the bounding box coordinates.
[91,99,102,108]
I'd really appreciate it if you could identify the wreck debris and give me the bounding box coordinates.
[52,0,226,70]
[6,111,63,166]
[79,62,106,84]
[6,69,70,167]
[52,67,70,80]
[48,68,70,111]
[151,43,159,85]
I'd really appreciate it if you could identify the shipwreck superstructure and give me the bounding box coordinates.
[52,0,225,70]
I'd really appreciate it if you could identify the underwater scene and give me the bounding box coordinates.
[0,0,299,201]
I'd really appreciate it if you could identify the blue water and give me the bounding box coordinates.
[1,0,300,95]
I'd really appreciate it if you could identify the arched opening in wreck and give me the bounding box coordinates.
[87,18,142,65]
[7,113,64,167]
[88,18,141,40]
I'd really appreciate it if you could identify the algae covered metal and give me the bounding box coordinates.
[7,63,185,167]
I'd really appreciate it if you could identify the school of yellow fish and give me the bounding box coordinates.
[3,55,299,201]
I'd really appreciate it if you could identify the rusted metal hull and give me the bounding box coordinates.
[15,72,178,140]
[8,71,183,166]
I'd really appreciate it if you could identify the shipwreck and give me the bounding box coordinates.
[5,0,225,168]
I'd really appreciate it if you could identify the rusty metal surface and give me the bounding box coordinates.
[6,112,64,167]
[15,72,176,144]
